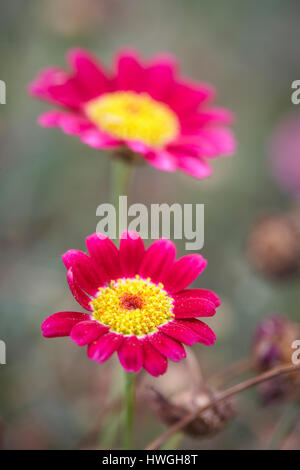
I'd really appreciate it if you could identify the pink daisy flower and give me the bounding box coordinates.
[41,232,219,376]
[29,48,236,179]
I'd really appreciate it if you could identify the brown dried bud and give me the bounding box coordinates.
[252,314,300,404]
[247,212,300,278]
[150,387,235,439]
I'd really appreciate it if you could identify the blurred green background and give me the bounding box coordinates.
[0,0,300,450]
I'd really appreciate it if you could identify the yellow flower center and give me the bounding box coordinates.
[85,91,179,147]
[91,275,174,337]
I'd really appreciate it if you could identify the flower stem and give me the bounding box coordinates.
[111,157,132,207]
[123,371,136,450]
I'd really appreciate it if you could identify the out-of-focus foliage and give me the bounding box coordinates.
[1,0,300,449]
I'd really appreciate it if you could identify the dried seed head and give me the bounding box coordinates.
[150,387,235,438]
[247,213,300,278]
[252,314,300,404]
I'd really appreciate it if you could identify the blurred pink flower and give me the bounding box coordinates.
[29,48,236,179]
[41,231,219,376]
[269,112,300,198]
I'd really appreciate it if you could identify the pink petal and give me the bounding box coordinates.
[145,150,177,172]
[177,155,212,179]
[173,296,216,319]
[86,233,122,281]
[70,320,109,346]
[163,254,207,294]
[115,49,145,92]
[38,110,62,127]
[28,67,84,109]
[80,129,120,149]
[125,140,150,155]
[173,288,221,308]
[117,336,144,372]
[67,48,110,100]
[149,332,186,362]
[159,320,200,346]
[197,127,237,158]
[41,312,88,338]
[38,110,93,136]
[145,54,177,102]
[176,319,216,346]
[139,239,176,283]
[87,332,123,362]
[119,231,145,277]
[169,80,215,115]
[62,249,106,296]
[142,338,168,377]
[66,268,93,311]
[181,108,235,132]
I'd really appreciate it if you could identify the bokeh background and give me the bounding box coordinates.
[1,0,300,450]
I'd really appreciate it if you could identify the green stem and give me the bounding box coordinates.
[123,371,136,450]
[111,157,132,207]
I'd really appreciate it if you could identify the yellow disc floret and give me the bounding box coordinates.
[91,275,174,337]
[85,91,179,148]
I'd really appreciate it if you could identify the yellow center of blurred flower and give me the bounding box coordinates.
[91,275,174,336]
[85,91,179,147]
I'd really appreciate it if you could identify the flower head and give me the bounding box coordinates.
[252,314,300,404]
[41,232,219,376]
[29,48,236,178]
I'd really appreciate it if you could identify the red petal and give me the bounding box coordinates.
[119,231,146,277]
[86,233,122,281]
[163,254,207,294]
[87,332,123,362]
[70,320,109,346]
[142,338,168,377]
[117,336,144,372]
[41,312,89,338]
[177,319,216,345]
[139,239,176,283]
[149,332,186,362]
[159,320,200,346]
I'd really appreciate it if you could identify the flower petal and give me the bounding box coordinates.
[177,319,216,345]
[149,332,186,362]
[87,332,123,362]
[86,233,122,281]
[80,129,120,149]
[115,49,145,92]
[146,54,177,102]
[142,338,168,377]
[169,80,215,115]
[181,108,235,132]
[62,249,106,296]
[197,127,237,158]
[28,67,84,109]
[117,336,144,372]
[38,110,93,135]
[41,312,88,338]
[176,155,212,179]
[119,231,146,277]
[163,254,207,294]
[66,268,93,311]
[173,296,216,319]
[67,48,110,100]
[70,320,109,346]
[159,320,200,346]
[173,288,221,308]
[145,150,177,172]
[139,239,176,283]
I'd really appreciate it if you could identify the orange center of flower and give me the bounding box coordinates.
[85,91,179,147]
[91,275,174,336]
